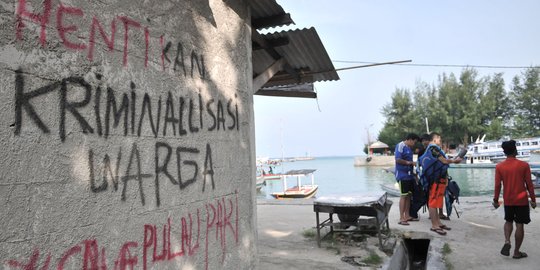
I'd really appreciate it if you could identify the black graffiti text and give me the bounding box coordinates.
[88,142,216,207]
[14,70,240,142]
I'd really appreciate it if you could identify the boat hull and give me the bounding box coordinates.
[380,183,401,197]
[452,163,496,169]
[271,185,318,199]
[465,137,540,165]
[263,174,282,180]
[256,177,265,190]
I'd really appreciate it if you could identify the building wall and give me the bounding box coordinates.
[0,0,256,269]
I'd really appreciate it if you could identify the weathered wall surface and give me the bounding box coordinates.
[0,0,256,269]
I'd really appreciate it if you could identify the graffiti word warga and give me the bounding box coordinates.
[89,142,216,207]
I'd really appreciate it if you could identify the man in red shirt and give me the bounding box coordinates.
[493,140,537,259]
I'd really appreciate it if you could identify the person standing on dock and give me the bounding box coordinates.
[409,133,431,220]
[395,133,420,225]
[421,133,450,220]
[422,132,462,235]
[493,140,536,259]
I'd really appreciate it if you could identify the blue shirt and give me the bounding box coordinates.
[395,141,414,181]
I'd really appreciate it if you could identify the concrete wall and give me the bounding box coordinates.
[0,0,256,269]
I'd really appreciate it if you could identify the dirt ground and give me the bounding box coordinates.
[257,196,540,269]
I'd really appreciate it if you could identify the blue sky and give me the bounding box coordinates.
[253,0,540,158]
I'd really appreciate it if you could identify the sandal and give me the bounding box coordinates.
[398,221,410,226]
[513,252,527,259]
[440,215,450,220]
[439,224,451,230]
[430,228,447,235]
[500,243,511,256]
[408,217,419,222]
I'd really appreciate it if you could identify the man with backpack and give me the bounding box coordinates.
[408,133,431,220]
[418,132,462,235]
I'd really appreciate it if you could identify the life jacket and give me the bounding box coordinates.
[417,144,449,190]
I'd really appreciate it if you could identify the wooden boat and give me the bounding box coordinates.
[271,169,318,199]
[262,174,282,180]
[256,161,282,180]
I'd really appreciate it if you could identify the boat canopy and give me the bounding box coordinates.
[282,169,316,175]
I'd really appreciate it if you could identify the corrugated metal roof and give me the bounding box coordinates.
[250,0,294,29]
[253,27,340,88]
[257,83,316,98]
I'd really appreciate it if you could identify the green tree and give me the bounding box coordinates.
[431,69,488,145]
[479,73,509,140]
[511,115,532,137]
[381,88,416,133]
[379,68,539,148]
[377,123,401,151]
[379,88,416,150]
[411,81,437,134]
[510,68,540,136]
[436,72,471,144]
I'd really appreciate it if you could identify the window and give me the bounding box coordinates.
[532,141,538,146]
[516,142,521,146]
[522,142,529,146]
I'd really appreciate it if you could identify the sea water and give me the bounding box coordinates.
[257,156,495,199]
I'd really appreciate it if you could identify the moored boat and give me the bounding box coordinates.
[532,170,540,197]
[262,174,282,180]
[380,183,401,197]
[271,169,318,199]
[530,151,540,169]
[256,176,265,191]
[256,160,282,180]
[451,163,497,169]
[465,136,540,164]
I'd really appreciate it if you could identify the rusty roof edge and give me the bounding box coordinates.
[266,27,339,79]
[253,27,340,88]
